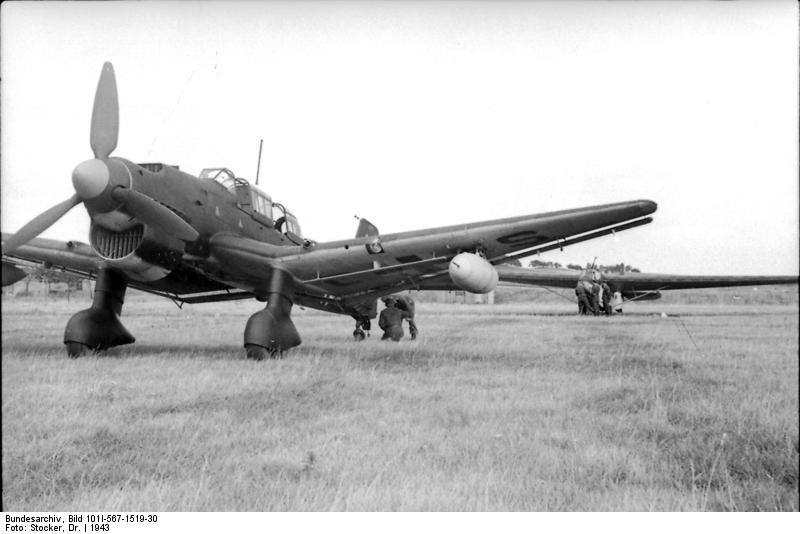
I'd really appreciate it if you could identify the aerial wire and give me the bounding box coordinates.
[146,68,196,159]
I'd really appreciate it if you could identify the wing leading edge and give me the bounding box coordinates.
[1,233,100,283]
[0,233,243,302]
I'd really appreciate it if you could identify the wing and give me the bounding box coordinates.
[1,233,101,284]
[495,266,583,289]
[208,199,656,310]
[599,272,798,292]
[1,233,248,303]
[495,265,798,293]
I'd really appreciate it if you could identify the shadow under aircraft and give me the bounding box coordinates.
[2,62,657,359]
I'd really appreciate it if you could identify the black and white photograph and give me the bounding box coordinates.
[1,0,797,519]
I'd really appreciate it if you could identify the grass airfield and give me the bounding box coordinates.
[2,288,798,511]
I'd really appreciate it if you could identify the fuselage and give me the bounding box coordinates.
[87,159,304,292]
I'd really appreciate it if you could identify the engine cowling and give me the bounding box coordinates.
[448,252,498,294]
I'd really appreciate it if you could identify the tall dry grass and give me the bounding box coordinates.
[2,294,797,510]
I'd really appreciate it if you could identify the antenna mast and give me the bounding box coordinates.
[255,139,264,186]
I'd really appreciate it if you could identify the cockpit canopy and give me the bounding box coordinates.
[273,202,302,237]
[199,167,241,192]
[199,167,303,242]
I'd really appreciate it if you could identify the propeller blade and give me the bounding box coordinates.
[111,188,199,242]
[2,194,82,255]
[90,62,119,159]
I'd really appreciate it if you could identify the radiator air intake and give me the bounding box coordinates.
[91,224,144,259]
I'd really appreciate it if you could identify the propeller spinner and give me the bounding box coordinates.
[3,62,197,256]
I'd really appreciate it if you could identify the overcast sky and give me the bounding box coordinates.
[2,1,798,275]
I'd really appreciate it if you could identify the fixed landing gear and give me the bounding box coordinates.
[243,267,301,358]
[65,341,91,358]
[245,344,283,361]
[63,268,134,357]
[352,318,371,341]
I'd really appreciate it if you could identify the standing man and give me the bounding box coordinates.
[575,281,591,315]
[379,297,410,341]
[395,294,418,340]
[589,281,601,316]
[601,281,612,316]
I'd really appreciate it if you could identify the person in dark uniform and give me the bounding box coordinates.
[394,294,418,340]
[575,281,592,315]
[601,281,612,316]
[379,297,410,341]
[590,282,601,316]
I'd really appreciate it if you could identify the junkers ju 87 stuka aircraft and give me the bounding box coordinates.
[495,264,798,312]
[2,62,658,359]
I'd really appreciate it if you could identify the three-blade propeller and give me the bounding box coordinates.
[91,63,119,159]
[2,194,82,255]
[2,62,197,256]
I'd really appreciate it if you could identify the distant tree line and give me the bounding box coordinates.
[527,259,563,269]
[16,266,86,295]
[589,262,641,273]
[525,259,640,273]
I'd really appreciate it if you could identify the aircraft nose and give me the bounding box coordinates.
[72,159,110,199]
[638,200,658,215]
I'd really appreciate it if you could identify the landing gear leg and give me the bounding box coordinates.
[245,344,282,361]
[352,318,370,341]
[244,268,301,359]
[63,268,135,357]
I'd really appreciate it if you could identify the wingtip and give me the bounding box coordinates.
[639,200,658,215]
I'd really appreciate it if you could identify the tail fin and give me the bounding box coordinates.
[355,218,379,238]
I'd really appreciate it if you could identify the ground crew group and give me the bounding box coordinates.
[575,271,613,316]
[376,277,615,340]
[378,295,418,341]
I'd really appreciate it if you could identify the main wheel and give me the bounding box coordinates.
[66,342,91,358]
[245,344,268,361]
[353,329,366,341]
